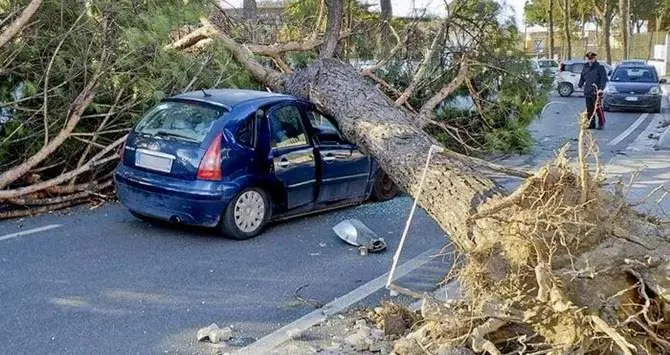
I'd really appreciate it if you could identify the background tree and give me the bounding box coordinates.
[548,0,554,59]
[377,0,393,57]
[593,0,616,63]
[561,0,572,59]
[619,0,630,59]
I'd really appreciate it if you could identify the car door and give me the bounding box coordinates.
[267,103,317,210]
[302,106,372,204]
[568,62,585,91]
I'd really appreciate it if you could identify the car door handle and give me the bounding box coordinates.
[276,157,290,168]
[322,154,336,161]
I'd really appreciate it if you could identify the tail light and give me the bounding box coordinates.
[197,133,222,181]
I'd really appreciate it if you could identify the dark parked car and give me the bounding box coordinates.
[603,64,666,113]
[114,89,399,239]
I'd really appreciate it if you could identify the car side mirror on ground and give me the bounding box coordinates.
[660,79,667,84]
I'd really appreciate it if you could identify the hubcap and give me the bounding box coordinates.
[560,85,570,95]
[233,191,265,233]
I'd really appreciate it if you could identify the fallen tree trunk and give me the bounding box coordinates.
[209,27,670,353]
[284,59,501,248]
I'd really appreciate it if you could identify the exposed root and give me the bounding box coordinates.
[589,315,634,355]
[471,318,506,355]
[392,111,670,355]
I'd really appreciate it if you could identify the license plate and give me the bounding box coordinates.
[135,150,173,173]
[625,96,639,101]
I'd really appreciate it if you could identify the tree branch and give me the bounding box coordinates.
[164,25,216,50]
[207,21,287,92]
[0,135,124,200]
[0,0,43,49]
[320,0,344,59]
[0,79,99,190]
[361,23,407,75]
[419,59,470,122]
[395,22,447,107]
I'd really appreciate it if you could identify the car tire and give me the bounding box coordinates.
[221,187,271,240]
[557,82,573,97]
[371,170,400,202]
[653,103,662,114]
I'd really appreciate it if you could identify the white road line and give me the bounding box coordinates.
[0,224,62,242]
[607,113,649,146]
[236,248,439,355]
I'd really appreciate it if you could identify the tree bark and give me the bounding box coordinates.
[604,15,613,63]
[562,0,572,59]
[284,59,501,247]
[620,0,629,59]
[377,0,393,58]
[595,2,614,64]
[242,0,257,20]
[548,0,555,59]
[321,0,344,59]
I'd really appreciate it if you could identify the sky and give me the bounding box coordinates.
[219,0,527,29]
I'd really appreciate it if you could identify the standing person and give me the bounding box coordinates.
[578,52,608,129]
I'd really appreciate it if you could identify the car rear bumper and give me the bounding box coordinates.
[604,94,661,110]
[114,166,238,228]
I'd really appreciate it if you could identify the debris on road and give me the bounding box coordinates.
[294,284,325,309]
[332,219,387,255]
[196,323,232,344]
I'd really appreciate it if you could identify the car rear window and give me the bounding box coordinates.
[611,67,657,82]
[134,101,222,143]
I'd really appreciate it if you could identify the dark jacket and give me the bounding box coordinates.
[579,61,608,96]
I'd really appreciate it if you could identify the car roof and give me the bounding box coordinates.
[615,63,655,70]
[561,60,585,64]
[170,89,295,110]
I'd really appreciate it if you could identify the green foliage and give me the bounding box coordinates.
[376,0,549,154]
[282,0,405,61]
[0,0,258,175]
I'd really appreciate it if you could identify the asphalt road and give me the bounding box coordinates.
[0,197,447,355]
[498,90,670,169]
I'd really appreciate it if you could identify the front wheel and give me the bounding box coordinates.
[221,187,271,240]
[653,103,662,114]
[557,82,573,97]
[371,170,400,201]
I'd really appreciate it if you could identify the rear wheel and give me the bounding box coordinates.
[371,170,400,201]
[557,82,573,97]
[221,187,270,240]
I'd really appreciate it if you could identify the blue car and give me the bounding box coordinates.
[114,89,399,239]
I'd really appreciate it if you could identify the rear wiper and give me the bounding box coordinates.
[154,130,198,142]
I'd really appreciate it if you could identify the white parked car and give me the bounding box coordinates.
[531,58,559,76]
[554,60,614,97]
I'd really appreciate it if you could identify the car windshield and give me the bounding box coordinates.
[134,101,222,143]
[610,67,657,83]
